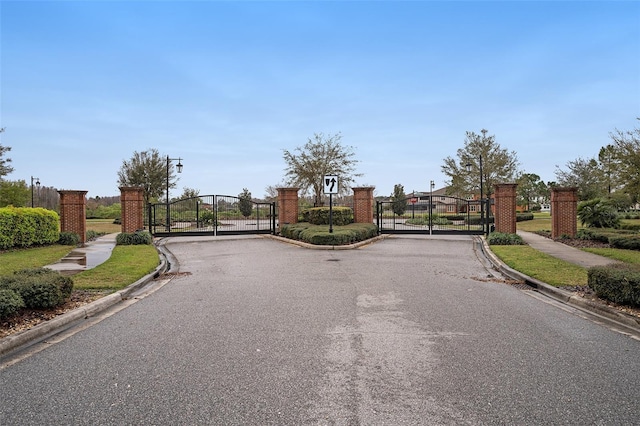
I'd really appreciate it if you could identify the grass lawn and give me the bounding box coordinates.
[0,245,75,276]
[72,244,160,290]
[489,244,588,287]
[87,218,121,234]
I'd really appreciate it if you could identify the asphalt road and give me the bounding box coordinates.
[2,235,639,425]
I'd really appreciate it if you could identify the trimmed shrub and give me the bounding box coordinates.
[0,207,60,249]
[588,264,640,306]
[609,236,640,251]
[302,207,354,226]
[59,231,81,246]
[487,232,524,245]
[575,228,608,242]
[281,223,377,245]
[0,289,25,319]
[116,231,153,245]
[0,268,74,309]
[467,216,495,226]
[516,213,534,222]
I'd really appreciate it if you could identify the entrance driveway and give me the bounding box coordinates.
[2,235,639,424]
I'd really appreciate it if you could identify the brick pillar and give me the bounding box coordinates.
[551,187,578,239]
[353,186,375,224]
[58,190,88,244]
[277,187,299,232]
[120,186,145,233]
[494,183,518,234]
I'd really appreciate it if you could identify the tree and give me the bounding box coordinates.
[238,188,253,218]
[516,173,547,211]
[391,184,407,217]
[117,148,179,204]
[554,157,606,201]
[0,128,14,179]
[609,120,640,204]
[0,180,29,207]
[283,132,361,206]
[441,129,520,198]
[598,144,618,195]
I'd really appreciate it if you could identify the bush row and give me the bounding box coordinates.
[487,232,524,245]
[0,268,74,319]
[116,231,153,245]
[576,228,640,251]
[302,207,354,226]
[280,223,378,245]
[0,207,59,250]
[588,264,640,307]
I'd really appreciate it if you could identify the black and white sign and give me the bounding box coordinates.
[323,175,338,194]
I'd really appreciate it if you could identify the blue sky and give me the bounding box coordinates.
[1,0,639,199]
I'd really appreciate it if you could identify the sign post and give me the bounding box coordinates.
[323,175,338,233]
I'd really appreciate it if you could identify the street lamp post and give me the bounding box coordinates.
[429,180,435,235]
[31,176,40,208]
[466,155,485,234]
[166,156,183,231]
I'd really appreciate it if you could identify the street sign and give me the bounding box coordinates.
[323,175,338,194]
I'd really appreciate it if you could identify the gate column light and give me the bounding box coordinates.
[31,176,40,208]
[166,156,183,231]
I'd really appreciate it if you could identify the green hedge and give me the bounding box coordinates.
[0,207,59,250]
[302,207,354,226]
[116,231,153,245]
[516,213,534,222]
[588,263,640,306]
[609,236,640,251]
[487,232,524,245]
[280,223,378,245]
[0,268,74,313]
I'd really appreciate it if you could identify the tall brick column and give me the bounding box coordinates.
[551,187,578,239]
[494,183,518,234]
[277,187,299,232]
[353,186,375,224]
[120,186,145,233]
[58,190,88,244]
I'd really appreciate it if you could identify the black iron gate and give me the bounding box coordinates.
[148,195,276,237]
[376,195,491,235]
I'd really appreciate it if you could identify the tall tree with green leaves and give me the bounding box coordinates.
[238,188,253,218]
[441,129,520,198]
[609,120,640,204]
[0,128,14,179]
[283,132,361,206]
[554,157,606,201]
[391,184,407,217]
[516,173,548,211]
[117,148,179,204]
[0,180,29,207]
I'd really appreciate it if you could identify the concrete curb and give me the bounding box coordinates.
[262,234,392,250]
[478,237,640,336]
[0,246,169,357]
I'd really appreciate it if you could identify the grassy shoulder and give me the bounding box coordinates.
[72,244,159,290]
[489,244,588,287]
[0,245,75,275]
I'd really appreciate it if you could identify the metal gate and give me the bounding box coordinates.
[376,195,491,235]
[148,195,276,237]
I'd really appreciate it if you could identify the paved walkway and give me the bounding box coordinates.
[517,230,620,268]
[45,233,118,275]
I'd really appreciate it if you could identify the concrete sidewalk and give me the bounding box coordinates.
[516,230,620,268]
[45,233,118,275]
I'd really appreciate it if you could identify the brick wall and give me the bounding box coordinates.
[551,187,578,239]
[277,187,299,232]
[494,184,518,234]
[58,190,88,244]
[353,187,375,224]
[120,186,145,233]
